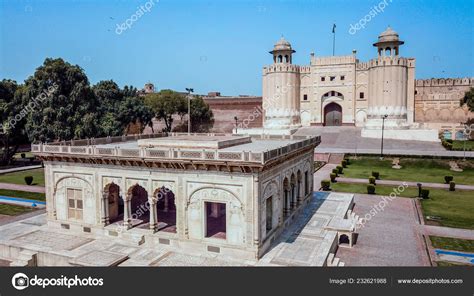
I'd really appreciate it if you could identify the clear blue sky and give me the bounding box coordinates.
[1,0,473,95]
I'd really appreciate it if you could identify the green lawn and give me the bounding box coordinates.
[330,182,474,229]
[0,204,35,216]
[12,152,34,159]
[0,168,45,186]
[452,140,474,151]
[0,189,45,201]
[436,261,471,267]
[430,236,474,253]
[341,157,474,185]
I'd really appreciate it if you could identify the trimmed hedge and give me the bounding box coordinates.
[367,184,376,194]
[449,181,456,191]
[330,173,337,182]
[441,140,453,150]
[369,176,376,185]
[421,189,430,199]
[372,171,380,180]
[336,165,343,174]
[444,175,454,184]
[321,180,331,191]
[24,176,33,186]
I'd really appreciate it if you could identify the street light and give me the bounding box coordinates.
[417,183,422,198]
[380,114,388,159]
[234,116,239,134]
[185,88,194,134]
[461,122,468,161]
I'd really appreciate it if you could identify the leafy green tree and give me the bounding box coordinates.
[461,87,474,112]
[21,59,153,142]
[0,80,28,165]
[189,96,214,132]
[118,96,153,134]
[144,90,187,132]
[93,80,152,135]
[24,58,100,142]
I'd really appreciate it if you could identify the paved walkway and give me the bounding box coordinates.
[0,165,42,174]
[313,164,337,190]
[336,194,430,266]
[296,126,474,158]
[0,182,45,193]
[422,225,474,240]
[337,177,474,190]
[0,209,46,226]
[335,191,474,266]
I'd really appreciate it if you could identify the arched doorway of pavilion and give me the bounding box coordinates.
[155,186,177,233]
[105,183,123,224]
[129,184,149,226]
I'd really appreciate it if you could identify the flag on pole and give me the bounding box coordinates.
[332,24,336,33]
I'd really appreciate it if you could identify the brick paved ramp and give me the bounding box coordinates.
[296,127,443,151]
[336,194,431,266]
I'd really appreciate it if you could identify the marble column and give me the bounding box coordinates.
[284,189,290,215]
[297,181,302,205]
[101,192,109,225]
[164,194,169,212]
[123,195,132,229]
[290,184,296,209]
[149,200,158,232]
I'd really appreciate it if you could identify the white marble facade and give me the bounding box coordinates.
[42,142,315,259]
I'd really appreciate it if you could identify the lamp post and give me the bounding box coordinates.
[380,114,388,159]
[461,122,469,161]
[234,116,238,134]
[185,88,194,134]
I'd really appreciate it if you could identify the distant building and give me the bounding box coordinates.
[140,28,473,139]
[415,78,474,139]
[138,82,156,96]
[202,93,263,133]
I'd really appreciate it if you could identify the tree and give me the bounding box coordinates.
[0,80,28,165]
[461,87,474,112]
[21,58,154,142]
[144,90,187,132]
[459,87,474,139]
[93,80,152,136]
[189,96,214,132]
[24,58,101,142]
[118,96,153,134]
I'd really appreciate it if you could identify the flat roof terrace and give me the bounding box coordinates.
[32,133,320,165]
[137,135,252,149]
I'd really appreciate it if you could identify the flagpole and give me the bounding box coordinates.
[332,24,336,56]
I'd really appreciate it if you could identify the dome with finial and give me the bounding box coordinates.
[374,26,404,46]
[270,36,295,53]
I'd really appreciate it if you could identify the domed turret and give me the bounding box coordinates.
[270,36,295,64]
[373,26,404,57]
